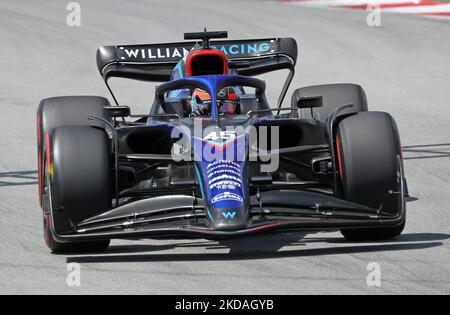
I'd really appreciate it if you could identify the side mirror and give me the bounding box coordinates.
[104,106,130,118]
[297,96,323,109]
[292,89,323,109]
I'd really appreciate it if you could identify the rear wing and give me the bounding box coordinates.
[96,38,298,106]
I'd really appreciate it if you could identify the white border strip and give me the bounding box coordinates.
[384,3,450,12]
[283,0,421,7]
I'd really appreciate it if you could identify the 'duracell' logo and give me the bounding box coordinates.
[211,192,244,204]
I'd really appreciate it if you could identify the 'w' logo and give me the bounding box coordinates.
[222,211,237,219]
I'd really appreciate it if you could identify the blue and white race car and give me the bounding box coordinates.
[37,31,407,253]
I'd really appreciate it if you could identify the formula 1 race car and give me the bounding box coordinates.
[37,31,407,253]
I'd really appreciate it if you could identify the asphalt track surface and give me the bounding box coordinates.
[0,0,449,295]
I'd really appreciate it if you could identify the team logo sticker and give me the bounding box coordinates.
[211,192,244,204]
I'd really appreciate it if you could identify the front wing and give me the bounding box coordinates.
[47,188,406,243]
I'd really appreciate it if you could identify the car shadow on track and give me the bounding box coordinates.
[0,170,38,187]
[403,143,450,161]
[65,233,449,264]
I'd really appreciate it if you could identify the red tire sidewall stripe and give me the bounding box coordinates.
[37,108,43,206]
[43,132,53,247]
[336,134,344,179]
[38,151,42,206]
[45,132,52,178]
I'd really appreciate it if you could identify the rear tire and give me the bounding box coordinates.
[293,83,368,121]
[336,112,406,241]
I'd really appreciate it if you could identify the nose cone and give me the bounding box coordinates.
[209,207,248,231]
[193,147,249,232]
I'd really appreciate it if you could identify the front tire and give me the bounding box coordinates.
[42,125,112,253]
[336,112,406,241]
[37,96,109,208]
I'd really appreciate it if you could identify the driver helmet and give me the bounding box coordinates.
[190,88,238,116]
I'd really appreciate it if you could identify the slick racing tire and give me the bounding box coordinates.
[336,112,406,241]
[42,126,112,253]
[37,96,109,208]
[293,84,368,121]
